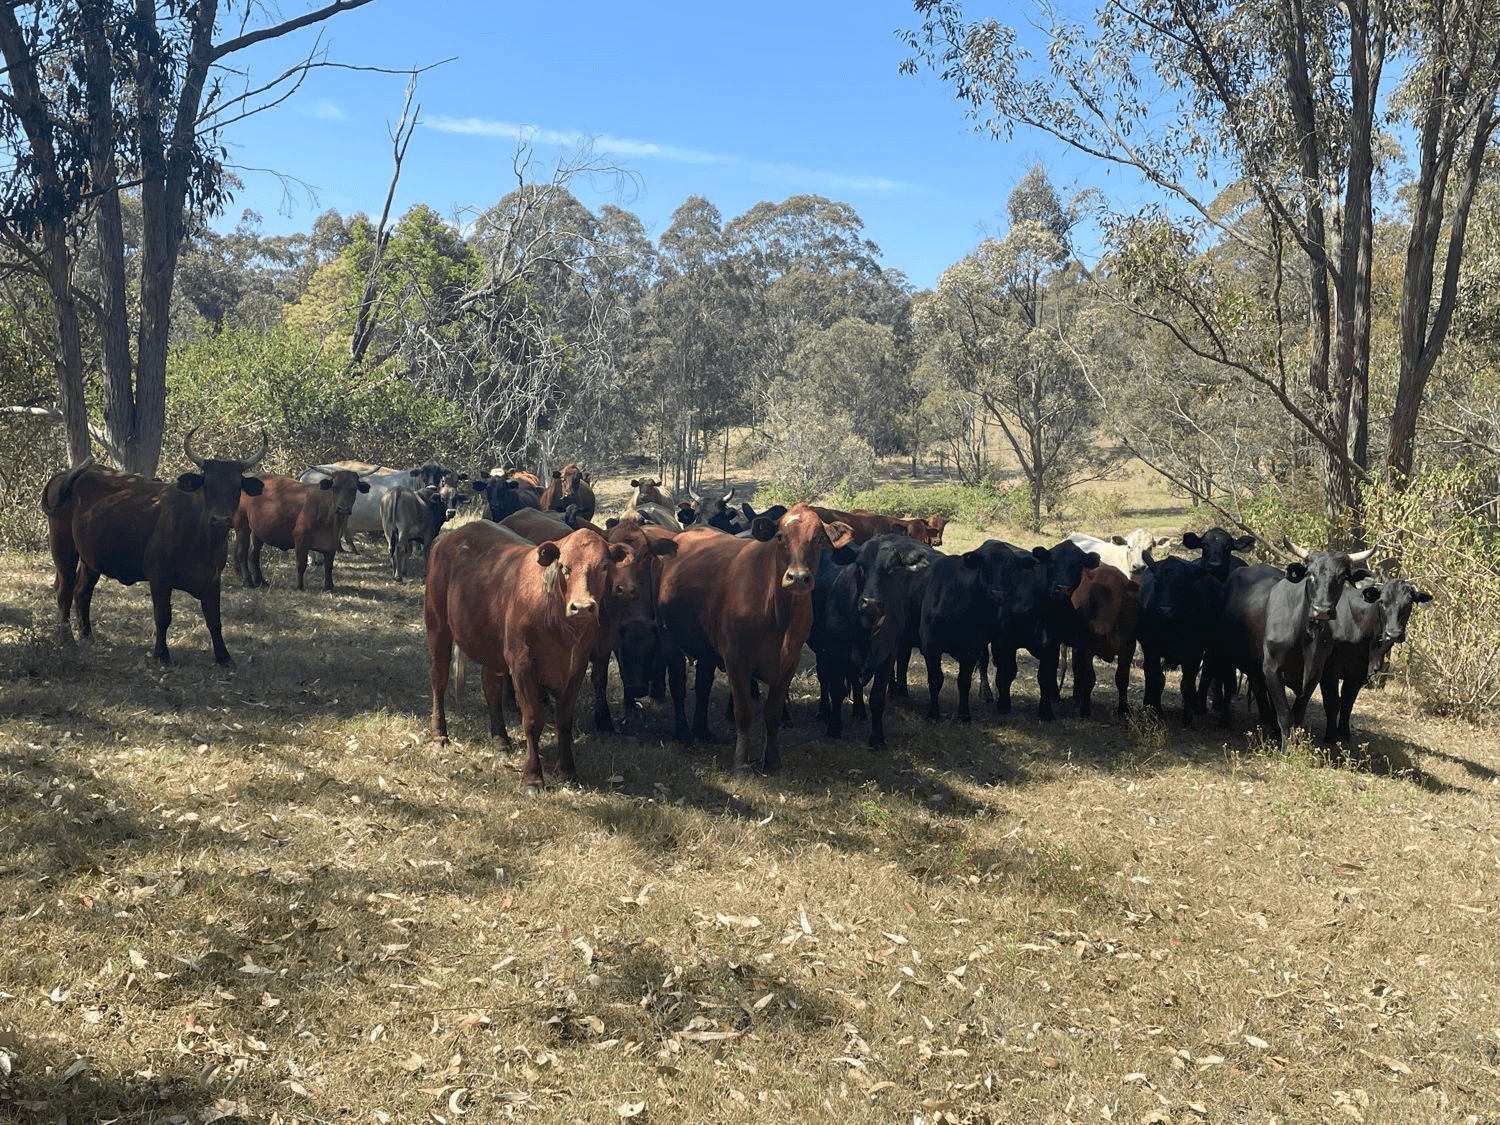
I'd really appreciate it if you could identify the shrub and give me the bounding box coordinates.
[847,481,1005,526]
[1065,488,1127,530]
[1239,469,1330,551]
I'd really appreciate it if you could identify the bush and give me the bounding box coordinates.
[1064,488,1127,529]
[1239,469,1330,551]
[847,481,1006,526]
[1356,466,1500,724]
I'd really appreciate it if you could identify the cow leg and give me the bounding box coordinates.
[590,650,614,734]
[1180,657,1204,727]
[1262,660,1294,752]
[692,659,717,742]
[762,669,797,774]
[73,563,102,640]
[1336,676,1361,746]
[1142,653,1165,715]
[923,650,945,721]
[1113,649,1132,717]
[321,545,336,592]
[199,582,233,666]
[481,666,514,750]
[954,653,978,723]
[512,673,548,793]
[724,666,758,772]
[1073,645,1096,719]
[234,526,254,587]
[977,647,994,703]
[1035,643,1060,721]
[148,580,174,665]
[553,670,587,786]
[294,547,308,591]
[48,527,80,630]
[891,641,912,698]
[428,635,455,745]
[868,661,892,749]
[249,536,266,588]
[666,652,692,743]
[993,643,1018,715]
[815,652,843,738]
[850,676,867,721]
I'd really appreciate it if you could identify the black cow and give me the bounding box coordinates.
[1259,542,1375,750]
[1319,574,1429,746]
[379,484,457,582]
[1137,551,1226,724]
[1210,563,1287,730]
[677,489,745,534]
[807,534,934,747]
[472,471,543,523]
[1183,527,1257,579]
[976,544,1054,716]
[741,501,788,527]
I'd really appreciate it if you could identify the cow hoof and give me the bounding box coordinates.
[523,782,544,797]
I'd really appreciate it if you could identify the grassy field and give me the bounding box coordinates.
[0,513,1495,1125]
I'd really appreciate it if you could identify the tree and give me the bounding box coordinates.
[921,166,1113,531]
[0,0,376,477]
[903,0,1500,518]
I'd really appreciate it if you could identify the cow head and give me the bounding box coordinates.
[1117,528,1175,578]
[474,473,539,522]
[851,534,932,631]
[1183,527,1256,578]
[629,477,669,507]
[536,530,633,618]
[1365,577,1432,678]
[1072,565,1140,648]
[1285,541,1376,622]
[688,488,744,533]
[923,515,950,548]
[1046,538,1101,601]
[179,428,267,531]
[602,518,677,604]
[741,501,788,527]
[1141,550,1221,624]
[771,503,853,591]
[318,468,370,517]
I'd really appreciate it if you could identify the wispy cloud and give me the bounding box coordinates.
[425,115,909,193]
[310,99,348,122]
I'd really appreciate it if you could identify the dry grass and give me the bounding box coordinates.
[0,537,1496,1125]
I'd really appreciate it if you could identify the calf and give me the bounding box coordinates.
[1319,575,1431,745]
[655,504,853,771]
[1067,564,1141,718]
[977,543,1054,715]
[380,484,454,582]
[807,534,935,747]
[41,430,267,665]
[1183,527,1257,579]
[1137,551,1225,724]
[235,469,369,590]
[1208,563,1286,730]
[590,520,679,734]
[540,464,596,520]
[1260,542,1374,750]
[425,522,633,792]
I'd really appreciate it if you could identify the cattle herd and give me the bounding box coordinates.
[39,435,1433,793]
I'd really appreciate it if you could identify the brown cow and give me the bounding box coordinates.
[1066,563,1140,718]
[883,513,950,548]
[425,522,633,792]
[234,469,369,590]
[655,503,854,772]
[627,477,670,508]
[540,464,596,520]
[814,507,949,547]
[40,430,267,665]
[590,520,679,733]
[499,507,575,544]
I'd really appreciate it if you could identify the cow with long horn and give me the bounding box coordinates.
[41,429,268,665]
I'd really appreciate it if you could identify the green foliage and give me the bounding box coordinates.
[845,481,1005,525]
[1238,470,1331,551]
[1064,488,1127,529]
[165,326,471,474]
[1356,465,1500,723]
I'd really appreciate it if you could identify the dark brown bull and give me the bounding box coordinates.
[234,469,369,590]
[590,520,679,733]
[655,503,853,772]
[425,522,633,792]
[1066,564,1140,718]
[540,464,596,520]
[40,430,267,665]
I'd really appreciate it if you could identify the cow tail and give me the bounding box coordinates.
[453,648,466,703]
[41,459,95,513]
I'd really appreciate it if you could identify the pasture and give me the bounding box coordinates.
[0,521,1495,1124]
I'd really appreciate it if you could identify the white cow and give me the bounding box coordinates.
[1066,529,1174,580]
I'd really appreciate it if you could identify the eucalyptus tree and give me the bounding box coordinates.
[903,0,1500,517]
[0,0,376,476]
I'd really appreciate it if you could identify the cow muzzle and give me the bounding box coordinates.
[782,568,812,590]
[566,598,598,617]
[1311,603,1335,620]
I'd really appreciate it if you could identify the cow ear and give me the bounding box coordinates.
[1181,532,1203,549]
[552,470,562,479]
[750,517,777,541]
[607,544,631,563]
[962,550,983,570]
[409,469,420,479]
[1154,537,1173,549]
[1350,567,1377,586]
[651,537,679,558]
[319,478,334,490]
[357,481,371,493]
[1361,585,1383,603]
[1234,535,1257,551]
[583,473,591,483]
[1031,546,1052,563]
[605,517,619,530]
[1110,535,1128,546]
[455,473,468,482]
[826,521,854,550]
[1083,551,1101,569]
[239,476,263,496]
[1414,588,1433,603]
[1285,563,1308,582]
[630,479,640,488]
[536,541,561,567]
[177,472,205,492]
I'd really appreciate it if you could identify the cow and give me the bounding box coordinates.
[380,484,458,582]
[540,464,596,521]
[471,470,544,523]
[1258,542,1375,751]
[589,520,680,734]
[301,460,467,551]
[499,507,576,544]
[851,509,950,548]
[808,534,934,747]
[1183,527,1257,579]
[617,501,683,531]
[424,521,634,792]
[234,469,369,591]
[655,503,853,772]
[627,477,671,508]
[1319,574,1431,746]
[679,488,746,534]
[974,543,1056,717]
[1066,530,1174,580]
[1066,564,1141,718]
[1136,550,1227,724]
[739,501,789,528]
[1208,563,1289,732]
[41,430,268,666]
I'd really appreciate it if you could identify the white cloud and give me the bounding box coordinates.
[425,115,909,193]
[310,99,348,122]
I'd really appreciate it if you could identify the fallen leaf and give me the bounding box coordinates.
[617,1100,646,1117]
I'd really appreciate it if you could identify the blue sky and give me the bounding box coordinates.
[213,0,1127,291]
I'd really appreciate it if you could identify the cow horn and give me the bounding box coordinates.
[1283,538,1310,560]
[1348,547,1374,564]
[183,427,207,469]
[241,429,269,471]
